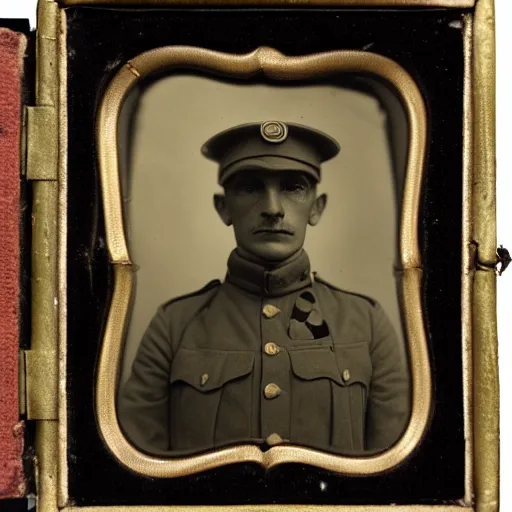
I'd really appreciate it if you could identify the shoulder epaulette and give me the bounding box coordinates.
[313,273,376,307]
[162,279,221,308]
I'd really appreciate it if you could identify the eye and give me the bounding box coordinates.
[283,183,305,193]
[232,177,263,195]
[281,178,308,195]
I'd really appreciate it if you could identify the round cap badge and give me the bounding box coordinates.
[261,121,288,143]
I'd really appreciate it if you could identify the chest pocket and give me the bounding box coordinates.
[289,347,342,384]
[171,348,254,391]
[288,344,371,387]
[288,343,372,453]
[169,349,254,451]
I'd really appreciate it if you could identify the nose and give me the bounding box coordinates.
[261,186,284,219]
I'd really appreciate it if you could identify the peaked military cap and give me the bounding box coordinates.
[201,121,341,185]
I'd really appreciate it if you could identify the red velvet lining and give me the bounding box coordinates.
[0,27,26,499]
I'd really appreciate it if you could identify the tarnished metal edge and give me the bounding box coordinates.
[32,0,60,511]
[28,0,59,421]
[25,351,58,419]
[58,7,69,509]
[462,12,474,507]
[26,106,58,181]
[62,507,474,512]
[473,0,497,265]
[36,0,58,105]
[30,4,59,419]
[472,1,499,512]
[56,0,475,7]
[36,421,59,512]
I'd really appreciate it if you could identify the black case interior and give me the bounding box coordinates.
[65,6,466,506]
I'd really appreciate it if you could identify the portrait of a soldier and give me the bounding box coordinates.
[118,120,410,456]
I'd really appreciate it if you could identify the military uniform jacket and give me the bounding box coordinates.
[118,250,410,456]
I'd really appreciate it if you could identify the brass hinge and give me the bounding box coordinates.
[19,349,58,420]
[25,105,58,181]
[19,104,58,419]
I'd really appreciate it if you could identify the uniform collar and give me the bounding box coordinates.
[226,249,312,297]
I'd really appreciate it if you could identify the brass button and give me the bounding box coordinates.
[342,369,351,383]
[200,373,209,386]
[262,304,280,319]
[264,383,281,399]
[264,342,280,356]
[266,433,284,446]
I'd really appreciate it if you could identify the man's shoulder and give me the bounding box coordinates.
[312,273,377,308]
[159,279,222,314]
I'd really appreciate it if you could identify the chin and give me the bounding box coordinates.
[248,243,298,263]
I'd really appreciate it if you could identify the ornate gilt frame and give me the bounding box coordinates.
[95,45,430,478]
[27,0,498,511]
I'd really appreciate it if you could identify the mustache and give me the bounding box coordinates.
[252,224,295,235]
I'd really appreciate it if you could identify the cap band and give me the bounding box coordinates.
[219,156,320,185]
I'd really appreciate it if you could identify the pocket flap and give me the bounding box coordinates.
[170,349,254,392]
[289,348,343,385]
[333,342,372,388]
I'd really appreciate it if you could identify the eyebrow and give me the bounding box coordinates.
[224,171,317,190]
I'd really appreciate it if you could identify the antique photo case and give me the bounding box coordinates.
[24,0,498,511]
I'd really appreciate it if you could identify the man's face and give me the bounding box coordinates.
[215,170,326,263]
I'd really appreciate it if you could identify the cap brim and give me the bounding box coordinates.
[219,156,320,185]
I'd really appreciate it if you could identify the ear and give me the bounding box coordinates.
[214,194,232,226]
[308,193,327,226]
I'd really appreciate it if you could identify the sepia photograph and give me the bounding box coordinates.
[114,74,412,458]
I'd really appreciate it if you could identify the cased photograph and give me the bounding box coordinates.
[8,2,496,510]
